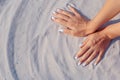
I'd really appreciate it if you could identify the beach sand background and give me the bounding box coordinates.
[0,0,120,80]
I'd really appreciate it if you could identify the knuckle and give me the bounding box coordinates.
[66,23,69,27]
[72,31,77,36]
[67,18,72,22]
[70,23,75,26]
[81,57,87,61]
[80,59,84,63]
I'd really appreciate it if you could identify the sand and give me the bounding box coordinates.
[0,0,120,80]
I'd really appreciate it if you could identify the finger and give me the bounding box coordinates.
[76,43,90,58]
[94,51,104,65]
[82,37,87,44]
[84,51,98,66]
[64,28,78,36]
[53,12,70,21]
[79,48,93,63]
[68,5,80,16]
[80,38,89,48]
[52,17,68,26]
[56,9,73,18]
[63,28,73,35]
[54,19,73,30]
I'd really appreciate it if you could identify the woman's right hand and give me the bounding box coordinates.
[75,30,111,66]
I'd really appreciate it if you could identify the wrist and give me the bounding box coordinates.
[100,28,113,40]
[85,20,99,35]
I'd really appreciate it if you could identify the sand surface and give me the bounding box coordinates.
[0,0,120,80]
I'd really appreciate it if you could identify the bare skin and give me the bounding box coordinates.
[52,7,90,37]
[76,22,120,66]
[76,30,111,66]
[51,0,120,66]
[52,0,120,37]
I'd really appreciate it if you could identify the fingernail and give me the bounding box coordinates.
[82,63,86,67]
[94,63,97,66]
[74,56,78,60]
[53,11,57,14]
[67,4,71,8]
[77,61,82,66]
[56,9,61,12]
[58,29,64,32]
[67,3,75,8]
[51,17,55,20]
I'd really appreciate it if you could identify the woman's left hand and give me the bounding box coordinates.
[75,30,111,66]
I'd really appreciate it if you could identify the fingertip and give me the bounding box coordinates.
[56,8,63,13]
[94,62,97,66]
[51,16,55,21]
[52,11,57,15]
[74,53,79,60]
[67,3,75,8]
[74,56,78,60]
[95,52,103,66]
[56,9,60,12]
[95,58,101,66]
[82,63,87,67]
[79,43,82,47]
[77,61,82,66]
[58,29,64,33]
[79,42,85,48]
[67,4,71,9]
[80,45,84,48]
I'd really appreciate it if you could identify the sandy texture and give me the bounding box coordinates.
[0,0,120,80]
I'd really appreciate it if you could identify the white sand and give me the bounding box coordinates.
[0,0,120,80]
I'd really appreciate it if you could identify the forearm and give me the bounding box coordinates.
[88,0,120,33]
[103,22,120,39]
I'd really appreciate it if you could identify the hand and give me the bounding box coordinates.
[51,4,94,37]
[75,30,111,66]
